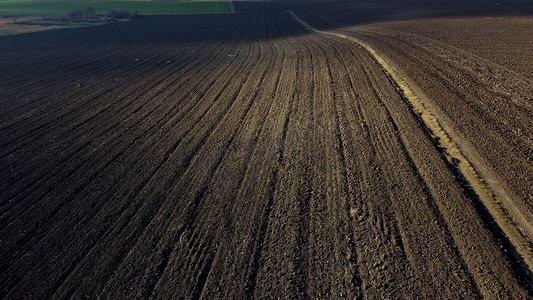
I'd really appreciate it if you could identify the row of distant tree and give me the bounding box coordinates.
[69,6,138,20]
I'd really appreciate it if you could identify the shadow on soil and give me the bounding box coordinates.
[1,0,532,111]
[1,0,532,45]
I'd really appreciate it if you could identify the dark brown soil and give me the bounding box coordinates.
[298,12,533,245]
[376,17,533,79]
[1,10,531,299]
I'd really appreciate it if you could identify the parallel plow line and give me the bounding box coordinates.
[288,10,533,273]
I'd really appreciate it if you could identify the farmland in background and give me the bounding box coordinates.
[0,0,229,15]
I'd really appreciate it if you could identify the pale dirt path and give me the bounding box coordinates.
[292,10,533,275]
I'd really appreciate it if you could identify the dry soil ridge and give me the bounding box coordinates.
[288,11,533,271]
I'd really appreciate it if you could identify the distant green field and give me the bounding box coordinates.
[0,0,230,15]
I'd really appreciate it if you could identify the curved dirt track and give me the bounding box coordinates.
[1,12,532,299]
[297,12,533,248]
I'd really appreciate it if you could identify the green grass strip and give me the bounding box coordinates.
[0,0,230,15]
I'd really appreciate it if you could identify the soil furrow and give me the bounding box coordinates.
[0,29,243,215]
[2,9,531,299]
[0,15,262,294]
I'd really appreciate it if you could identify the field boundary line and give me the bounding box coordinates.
[287,10,533,271]
[228,0,235,13]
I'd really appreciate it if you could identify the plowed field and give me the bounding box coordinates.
[1,11,532,299]
[298,12,533,250]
